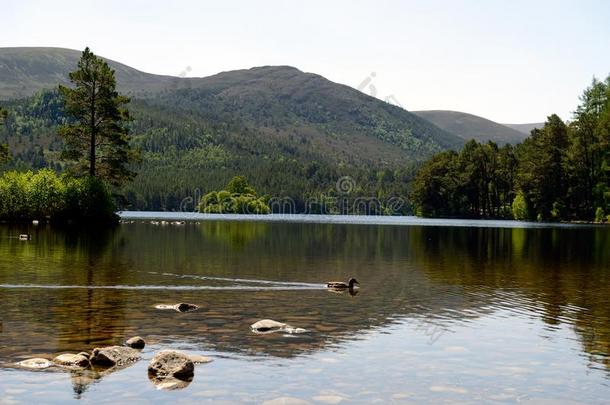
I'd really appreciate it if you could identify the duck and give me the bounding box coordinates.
[326,278,359,290]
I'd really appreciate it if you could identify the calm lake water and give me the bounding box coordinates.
[1,218,609,403]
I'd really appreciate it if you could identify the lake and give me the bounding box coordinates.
[1,218,609,403]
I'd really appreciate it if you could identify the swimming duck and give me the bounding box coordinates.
[327,278,359,290]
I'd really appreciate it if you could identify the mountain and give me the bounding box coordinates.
[412,110,528,144]
[0,47,176,99]
[502,122,544,135]
[0,47,462,161]
[0,47,465,211]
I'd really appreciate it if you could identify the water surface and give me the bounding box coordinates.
[1,220,609,403]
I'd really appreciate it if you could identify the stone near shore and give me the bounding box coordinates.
[126,336,146,349]
[154,303,199,312]
[188,354,213,364]
[53,353,90,368]
[251,319,287,332]
[16,358,54,369]
[175,303,199,312]
[251,319,308,335]
[148,350,195,381]
[90,346,141,367]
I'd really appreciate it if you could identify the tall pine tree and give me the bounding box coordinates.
[58,47,138,186]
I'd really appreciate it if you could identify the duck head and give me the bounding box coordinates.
[348,278,360,288]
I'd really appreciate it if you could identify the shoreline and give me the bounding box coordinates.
[117,211,606,229]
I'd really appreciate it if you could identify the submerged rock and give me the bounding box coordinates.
[154,303,199,312]
[283,327,308,334]
[125,336,146,349]
[154,304,175,310]
[148,350,194,381]
[251,319,307,335]
[53,353,90,368]
[90,346,141,367]
[188,354,213,364]
[251,319,287,333]
[16,358,54,369]
[175,303,199,312]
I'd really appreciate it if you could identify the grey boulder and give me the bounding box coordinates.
[16,358,54,369]
[53,353,90,368]
[90,346,141,367]
[126,336,146,349]
[148,350,194,381]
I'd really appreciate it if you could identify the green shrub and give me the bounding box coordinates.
[0,171,33,220]
[198,176,270,214]
[550,201,566,221]
[0,170,116,223]
[28,169,66,218]
[595,207,605,223]
[512,192,528,221]
[60,176,116,221]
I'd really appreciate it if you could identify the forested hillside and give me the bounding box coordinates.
[0,89,423,212]
[0,48,465,212]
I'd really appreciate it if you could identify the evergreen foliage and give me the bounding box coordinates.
[198,176,271,214]
[58,48,138,186]
[413,75,610,222]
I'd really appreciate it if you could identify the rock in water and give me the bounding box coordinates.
[175,303,199,312]
[53,353,90,368]
[188,354,213,364]
[16,358,54,369]
[77,352,90,359]
[148,350,194,381]
[90,346,141,367]
[154,303,199,312]
[154,304,176,310]
[250,319,287,333]
[126,336,146,349]
[283,327,308,334]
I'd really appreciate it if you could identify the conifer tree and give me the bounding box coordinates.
[58,47,138,186]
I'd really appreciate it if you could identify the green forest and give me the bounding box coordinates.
[0,47,609,222]
[412,76,610,222]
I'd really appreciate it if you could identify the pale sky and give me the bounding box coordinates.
[3,0,610,123]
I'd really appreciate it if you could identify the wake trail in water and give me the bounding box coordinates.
[147,271,323,288]
[0,284,324,291]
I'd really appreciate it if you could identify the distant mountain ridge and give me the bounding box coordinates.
[0,47,178,99]
[502,122,544,135]
[412,110,529,144]
[0,47,463,157]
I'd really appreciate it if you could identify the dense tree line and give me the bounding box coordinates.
[198,176,270,214]
[0,169,116,222]
[412,76,610,222]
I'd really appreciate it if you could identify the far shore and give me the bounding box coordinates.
[117,211,605,229]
